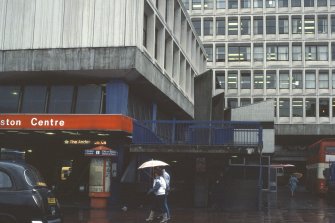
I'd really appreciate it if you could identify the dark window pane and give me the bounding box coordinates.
[21,86,47,113]
[0,171,12,188]
[216,71,225,89]
[0,86,20,113]
[75,85,102,114]
[306,98,316,117]
[48,86,74,114]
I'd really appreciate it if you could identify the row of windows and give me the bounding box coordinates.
[191,15,335,37]
[227,97,335,118]
[0,85,103,114]
[204,42,335,62]
[215,69,335,90]
[184,0,335,10]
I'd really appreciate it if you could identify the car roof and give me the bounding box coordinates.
[0,160,33,190]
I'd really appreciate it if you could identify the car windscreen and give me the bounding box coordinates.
[24,166,47,187]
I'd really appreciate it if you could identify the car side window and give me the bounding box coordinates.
[0,170,13,189]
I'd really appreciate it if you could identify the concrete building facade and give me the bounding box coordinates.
[183,0,335,159]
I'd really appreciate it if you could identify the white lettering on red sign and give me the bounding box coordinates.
[30,118,65,127]
[0,119,22,126]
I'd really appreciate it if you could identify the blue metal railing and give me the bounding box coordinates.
[132,120,263,147]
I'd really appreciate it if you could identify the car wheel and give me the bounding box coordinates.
[0,215,17,223]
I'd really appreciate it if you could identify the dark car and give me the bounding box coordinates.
[0,160,62,223]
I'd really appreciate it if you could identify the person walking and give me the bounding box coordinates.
[289,174,299,197]
[145,168,168,222]
[162,168,171,221]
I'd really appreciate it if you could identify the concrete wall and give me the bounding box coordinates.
[194,70,213,120]
[230,100,275,153]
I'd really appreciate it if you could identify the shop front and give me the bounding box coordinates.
[0,114,133,208]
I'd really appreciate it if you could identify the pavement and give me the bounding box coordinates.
[60,186,335,223]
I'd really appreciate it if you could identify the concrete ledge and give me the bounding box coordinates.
[276,124,335,135]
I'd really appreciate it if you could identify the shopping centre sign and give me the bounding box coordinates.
[0,114,133,133]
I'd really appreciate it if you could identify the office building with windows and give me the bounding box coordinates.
[184,0,335,159]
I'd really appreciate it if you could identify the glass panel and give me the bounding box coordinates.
[292,70,303,89]
[204,0,214,9]
[217,0,226,8]
[254,71,264,89]
[241,0,251,8]
[292,17,302,34]
[75,85,102,114]
[266,45,277,61]
[241,18,251,35]
[254,0,263,7]
[216,71,225,89]
[304,0,314,7]
[306,98,316,117]
[304,17,315,34]
[216,45,225,62]
[228,46,239,61]
[292,98,303,117]
[254,98,264,103]
[48,86,74,113]
[305,70,316,89]
[279,70,290,89]
[227,71,238,89]
[192,18,201,36]
[319,70,329,89]
[292,45,302,61]
[0,86,20,113]
[317,46,328,61]
[266,17,276,34]
[333,70,335,88]
[266,0,276,7]
[278,46,289,61]
[240,98,251,106]
[228,18,238,35]
[332,16,335,33]
[182,0,189,9]
[266,70,276,89]
[333,98,335,117]
[279,98,290,117]
[331,0,335,6]
[278,0,288,7]
[332,43,335,60]
[305,46,317,61]
[0,171,12,188]
[205,45,213,62]
[21,86,47,113]
[228,0,238,8]
[241,71,251,89]
[318,16,328,34]
[227,98,238,108]
[240,46,251,61]
[253,18,263,35]
[319,98,329,117]
[216,18,225,35]
[254,46,263,61]
[279,18,289,34]
[291,0,301,7]
[204,18,213,36]
[192,0,202,9]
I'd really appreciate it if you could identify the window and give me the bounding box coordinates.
[228,0,238,8]
[292,17,302,34]
[204,44,213,62]
[254,70,264,89]
[305,70,316,89]
[291,0,301,7]
[253,17,263,35]
[279,17,289,34]
[21,86,47,113]
[304,17,315,34]
[279,98,290,117]
[292,45,302,61]
[318,16,328,34]
[241,98,251,106]
[254,0,263,7]
[227,71,238,89]
[182,0,190,10]
[241,17,251,35]
[204,0,214,9]
[278,0,288,7]
[192,18,201,36]
[266,70,276,89]
[320,98,329,117]
[241,71,251,89]
[75,85,102,114]
[204,18,213,36]
[0,86,20,113]
[216,45,225,62]
[216,71,225,89]
[216,18,225,35]
[305,45,328,61]
[332,70,335,88]
[319,70,329,89]
[254,98,264,103]
[292,98,303,117]
[241,0,251,8]
[332,16,335,33]
[332,43,335,61]
[279,70,290,89]
[331,0,335,6]
[48,86,74,113]
[292,70,303,89]
[227,98,238,108]
[266,17,276,34]
[228,17,238,35]
[228,45,251,61]
[192,0,202,9]
[318,0,327,6]
[217,0,226,8]
[266,45,289,61]
[304,0,314,7]
[0,171,12,189]
[253,45,264,62]
[333,98,335,117]
[306,98,316,117]
[266,0,276,7]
